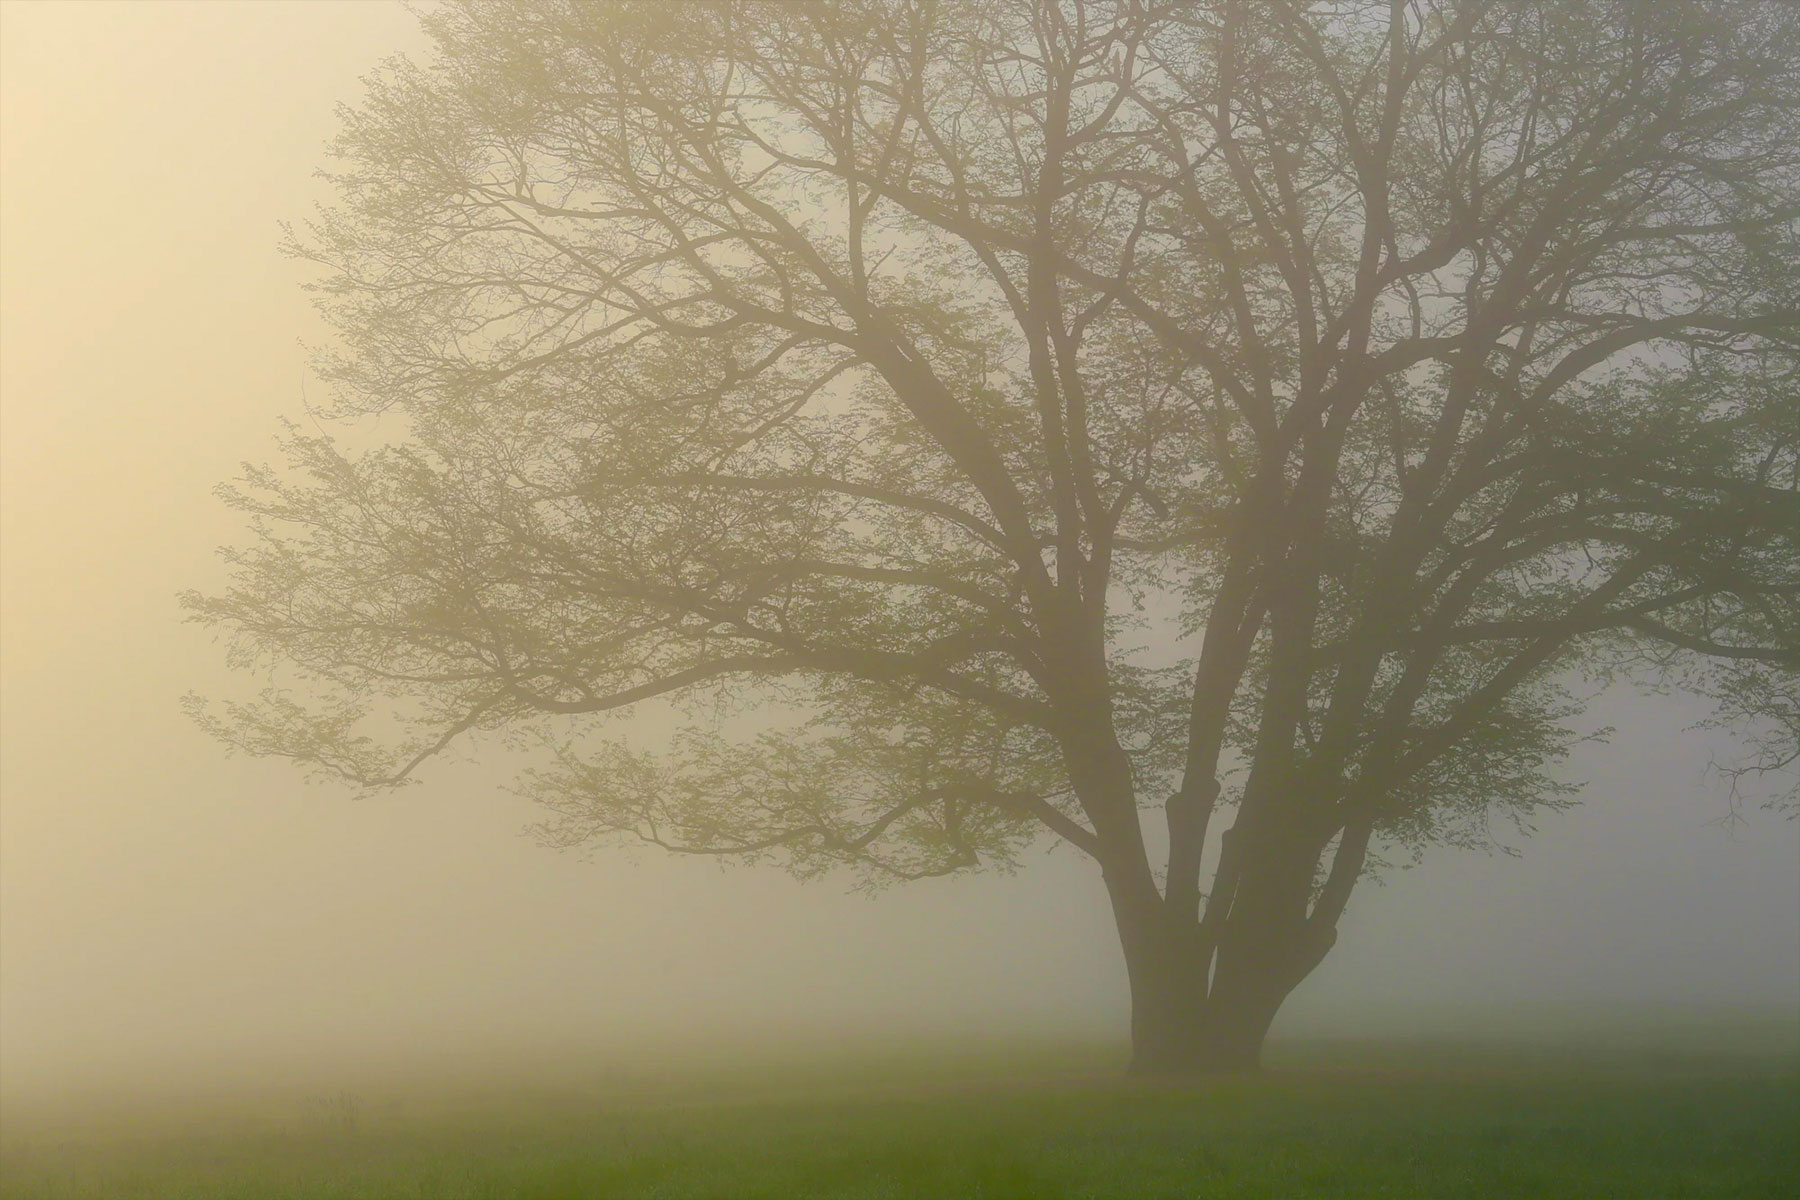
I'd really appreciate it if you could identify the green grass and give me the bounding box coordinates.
[3,1038,1795,1199]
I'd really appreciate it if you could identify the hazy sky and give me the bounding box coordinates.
[2,1,1795,1095]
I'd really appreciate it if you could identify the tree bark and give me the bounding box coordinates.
[1118,924,1325,1074]
[1112,831,1340,1075]
[1116,914,1209,1073]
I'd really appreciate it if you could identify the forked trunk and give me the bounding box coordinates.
[1112,860,1335,1074]
[1121,935,1291,1074]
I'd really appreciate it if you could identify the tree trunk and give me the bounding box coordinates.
[1121,944,1288,1073]
[1111,843,1337,1074]
[1119,927,1319,1074]
[1120,925,1209,1074]
[1191,934,1303,1072]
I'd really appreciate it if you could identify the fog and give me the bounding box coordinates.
[2,0,1795,1104]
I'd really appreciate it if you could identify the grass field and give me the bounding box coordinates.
[3,1035,1795,1199]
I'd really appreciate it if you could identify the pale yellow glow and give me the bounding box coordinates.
[1,0,1793,1106]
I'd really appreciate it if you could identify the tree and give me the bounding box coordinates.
[187,0,1800,1072]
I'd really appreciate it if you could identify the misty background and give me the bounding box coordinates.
[2,0,1794,1099]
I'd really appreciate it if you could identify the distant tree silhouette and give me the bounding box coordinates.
[188,0,1799,1072]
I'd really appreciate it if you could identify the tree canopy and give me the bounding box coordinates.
[189,0,1800,1069]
